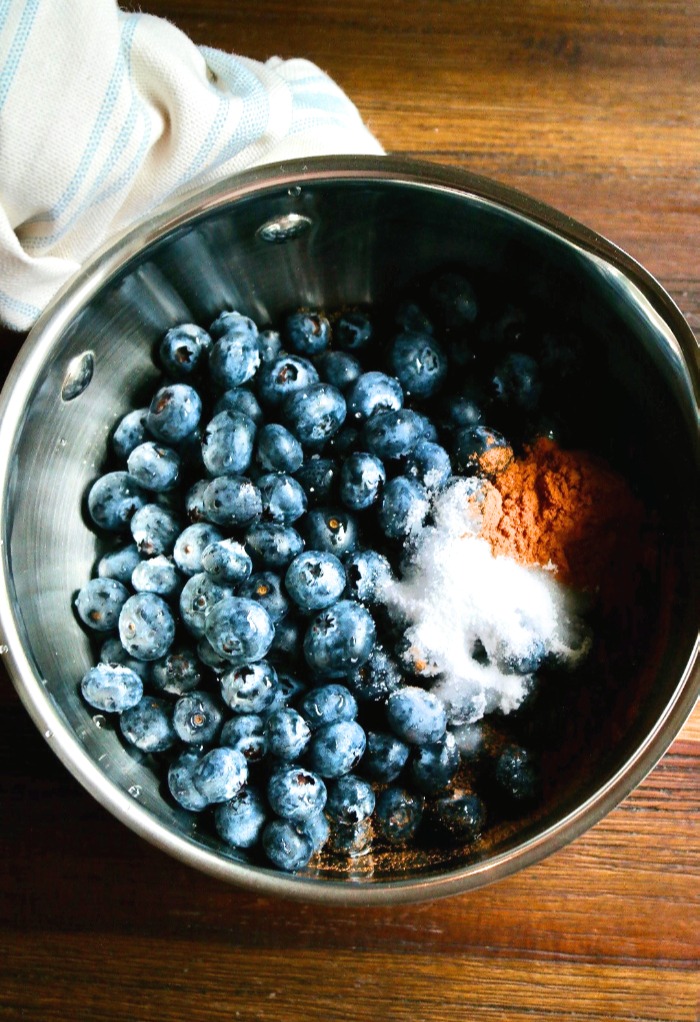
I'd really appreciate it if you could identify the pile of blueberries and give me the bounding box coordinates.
[76,271,557,873]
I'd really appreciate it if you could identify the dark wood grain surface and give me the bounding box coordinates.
[1,2,698,1020]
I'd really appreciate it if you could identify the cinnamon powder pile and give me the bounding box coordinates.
[479,437,647,592]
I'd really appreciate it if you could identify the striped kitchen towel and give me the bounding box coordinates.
[0,0,384,331]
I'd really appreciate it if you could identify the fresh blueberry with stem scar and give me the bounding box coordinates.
[285,550,346,613]
[220,714,268,763]
[284,310,331,356]
[238,571,290,623]
[147,383,202,443]
[257,354,319,407]
[334,310,373,351]
[303,508,359,558]
[179,572,233,638]
[303,600,376,677]
[267,766,327,823]
[75,577,129,632]
[347,372,403,422]
[151,646,202,696]
[159,324,212,378]
[172,690,223,745]
[205,597,275,665]
[219,660,279,714]
[173,523,226,576]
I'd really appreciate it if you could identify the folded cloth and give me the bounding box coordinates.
[0,1,383,331]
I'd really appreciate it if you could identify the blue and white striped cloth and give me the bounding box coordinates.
[0,1,383,331]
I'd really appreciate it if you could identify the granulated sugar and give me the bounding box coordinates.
[379,479,591,724]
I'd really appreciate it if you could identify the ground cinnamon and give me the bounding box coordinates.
[478,436,646,591]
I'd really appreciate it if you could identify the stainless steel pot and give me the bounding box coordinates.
[0,156,697,904]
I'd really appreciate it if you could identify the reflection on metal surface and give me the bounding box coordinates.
[257,212,312,243]
[61,351,94,401]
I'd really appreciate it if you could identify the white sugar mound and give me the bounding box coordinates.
[379,479,591,724]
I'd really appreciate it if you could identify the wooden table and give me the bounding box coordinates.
[1,2,698,1019]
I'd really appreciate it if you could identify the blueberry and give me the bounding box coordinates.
[439,389,486,432]
[343,549,393,604]
[238,571,289,623]
[201,411,256,477]
[99,637,151,681]
[131,555,182,597]
[294,457,339,506]
[377,476,430,539]
[126,441,180,492]
[404,440,451,492]
[307,720,366,778]
[209,329,261,389]
[273,672,308,709]
[97,543,141,584]
[204,597,275,665]
[119,696,176,752]
[258,329,283,364]
[257,354,319,407]
[244,522,304,570]
[345,644,402,703]
[151,646,202,696]
[491,352,543,412]
[428,271,478,330]
[193,747,248,803]
[413,410,439,443]
[112,408,149,461]
[432,791,486,841]
[130,503,181,557]
[339,452,386,510]
[410,732,460,793]
[168,749,209,812]
[184,479,210,522]
[159,324,212,378]
[334,310,373,351]
[303,508,359,558]
[255,423,304,474]
[179,572,232,637]
[173,691,223,745]
[147,384,202,442]
[493,745,540,804]
[88,471,148,531]
[347,372,403,422]
[267,615,302,661]
[284,383,346,445]
[221,714,268,763]
[316,350,362,391]
[197,636,230,673]
[173,523,225,575]
[388,332,448,399]
[303,600,376,677]
[298,684,358,731]
[453,425,513,478]
[267,766,327,823]
[325,775,375,826]
[386,687,447,745]
[202,476,262,528]
[214,387,264,424]
[119,592,176,661]
[215,787,268,848]
[262,819,314,871]
[285,550,345,612]
[328,819,372,858]
[374,787,423,845]
[363,409,424,460]
[394,300,434,335]
[257,473,307,525]
[264,708,311,761]
[201,538,253,584]
[360,731,410,782]
[80,663,143,713]
[220,660,279,714]
[284,310,331,356]
[493,635,547,675]
[209,309,258,342]
[296,810,330,854]
[75,577,129,632]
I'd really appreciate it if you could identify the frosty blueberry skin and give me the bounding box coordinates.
[345,644,403,703]
[262,819,314,872]
[215,787,268,848]
[343,549,393,604]
[209,329,261,389]
[267,766,327,823]
[307,720,367,779]
[220,714,268,764]
[179,572,233,638]
[386,687,447,745]
[111,408,149,461]
[244,522,304,571]
[283,382,347,445]
[173,523,225,575]
[378,476,430,539]
[201,410,256,477]
[403,440,452,492]
[214,387,264,424]
[130,503,181,557]
[219,660,279,715]
[205,597,275,665]
[200,538,253,584]
[209,309,258,343]
[159,324,212,379]
[131,555,182,598]
[285,551,346,613]
[238,571,290,624]
[80,663,143,713]
[325,775,376,826]
[172,690,223,745]
[75,577,129,632]
[168,749,209,812]
[257,354,319,407]
[347,371,404,422]
[88,471,148,532]
[409,732,461,794]
[303,600,376,678]
[118,592,176,661]
[264,707,311,761]
[257,473,307,524]
[192,747,248,804]
[96,543,142,584]
[294,457,339,507]
[298,684,358,731]
[302,508,359,558]
[119,696,177,753]
[340,451,386,510]
[151,646,202,696]
[255,423,304,474]
[202,476,262,528]
[127,442,181,492]
[147,383,202,442]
